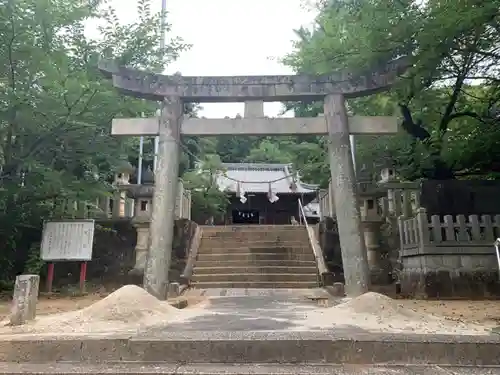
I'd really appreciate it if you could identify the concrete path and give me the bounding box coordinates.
[157,288,363,333]
[1,362,499,374]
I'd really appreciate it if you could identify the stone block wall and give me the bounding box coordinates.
[399,210,500,298]
[47,218,197,291]
[401,250,500,298]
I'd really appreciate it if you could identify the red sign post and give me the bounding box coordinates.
[40,220,95,294]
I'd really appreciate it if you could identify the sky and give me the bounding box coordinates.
[91,0,317,118]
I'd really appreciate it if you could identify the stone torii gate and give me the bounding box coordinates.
[99,58,407,299]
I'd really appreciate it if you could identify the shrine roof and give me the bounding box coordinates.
[216,163,318,194]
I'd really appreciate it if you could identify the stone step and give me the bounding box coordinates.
[202,232,309,240]
[201,225,304,232]
[197,246,313,255]
[3,331,498,364]
[193,266,318,275]
[194,259,318,268]
[0,363,486,374]
[196,252,316,262]
[192,273,318,283]
[199,239,308,247]
[192,281,319,288]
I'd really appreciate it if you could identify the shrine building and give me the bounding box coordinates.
[215,163,319,225]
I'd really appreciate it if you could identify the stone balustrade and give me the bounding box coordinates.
[53,177,192,222]
[319,167,421,222]
[398,208,500,297]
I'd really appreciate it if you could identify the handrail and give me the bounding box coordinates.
[298,199,329,284]
[180,225,203,288]
[298,198,310,230]
[494,238,500,280]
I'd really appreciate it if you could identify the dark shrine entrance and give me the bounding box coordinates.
[232,209,260,224]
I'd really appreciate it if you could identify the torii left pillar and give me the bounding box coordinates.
[143,96,183,300]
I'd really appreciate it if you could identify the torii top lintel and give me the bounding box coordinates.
[98,57,409,103]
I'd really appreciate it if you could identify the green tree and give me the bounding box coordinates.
[182,155,229,223]
[283,0,500,180]
[244,138,293,164]
[0,0,189,286]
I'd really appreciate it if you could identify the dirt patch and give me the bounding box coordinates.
[0,285,207,335]
[305,292,494,335]
[0,294,102,321]
[398,299,500,327]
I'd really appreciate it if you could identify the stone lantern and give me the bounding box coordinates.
[129,166,155,275]
[379,166,397,183]
[357,169,389,284]
[112,157,135,218]
[378,162,400,216]
[133,167,154,219]
[114,157,135,185]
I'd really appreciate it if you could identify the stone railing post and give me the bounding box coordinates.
[397,216,404,251]
[402,190,412,218]
[415,208,430,253]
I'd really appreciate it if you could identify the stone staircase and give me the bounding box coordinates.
[192,225,320,289]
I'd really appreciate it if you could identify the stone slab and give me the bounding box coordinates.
[98,57,409,102]
[111,116,399,136]
[0,363,498,375]
[9,275,40,326]
[0,330,499,365]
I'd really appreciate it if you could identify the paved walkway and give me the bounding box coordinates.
[156,288,364,333]
[1,363,499,374]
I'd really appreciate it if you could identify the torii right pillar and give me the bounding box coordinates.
[325,94,369,297]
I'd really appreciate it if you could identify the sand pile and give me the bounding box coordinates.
[304,292,490,335]
[78,285,178,322]
[0,285,190,335]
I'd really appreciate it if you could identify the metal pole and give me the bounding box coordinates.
[137,112,146,184]
[494,239,500,280]
[137,136,144,184]
[350,135,356,176]
[160,0,167,51]
[153,137,159,172]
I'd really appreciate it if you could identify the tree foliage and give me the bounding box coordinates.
[182,154,229,224]
[0,0,188,286]
[282,0,500,180]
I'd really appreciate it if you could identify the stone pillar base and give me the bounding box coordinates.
[131,220,150,274]
[367,248,391,285]
[10,275,40,325]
